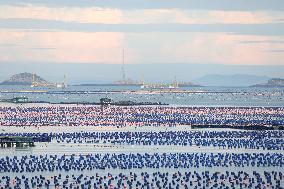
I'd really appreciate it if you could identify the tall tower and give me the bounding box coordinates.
[31,73,36,87]
[63,74,67,88]
[32,74,35,84]
[173,76,178,88]
[140,74,145,85]
[121,48,126,84]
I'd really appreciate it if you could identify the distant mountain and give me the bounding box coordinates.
[0,72,48,85]
[251,78,284,87]
[194,74,271,87]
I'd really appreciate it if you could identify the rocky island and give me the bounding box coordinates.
[0,72,48,85]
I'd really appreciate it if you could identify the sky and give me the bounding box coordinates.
[0,0,284,83]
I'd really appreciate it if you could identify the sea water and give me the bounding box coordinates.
[0,85,283,106]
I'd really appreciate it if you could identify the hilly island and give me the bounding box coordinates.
[0,72,48,85]
[251,78,284,87]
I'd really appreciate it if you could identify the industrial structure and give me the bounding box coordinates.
[31,74,67,88]
[140,76,179,89]
[115,48,137,85]
[121,48,126,84]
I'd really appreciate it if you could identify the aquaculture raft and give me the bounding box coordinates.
[0,136,51,147]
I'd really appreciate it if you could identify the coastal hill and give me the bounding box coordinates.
[0,72,48,85]
[251,78,284,87]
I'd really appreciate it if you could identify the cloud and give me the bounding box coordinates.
[0,30,283,65]
[0,5,123,24]
[0,18,284,36]
[0,1,283,67]
[0,43,23,47]
[122,9,284,24]
[124,32,284,65]
[1,0,284,11]
[2,5,283,25]
[0,30,124,63]
[239,40,284,44]
[28,47,57,50]
[262,49,284,53]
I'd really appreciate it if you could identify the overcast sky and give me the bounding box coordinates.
[0,0,284,83]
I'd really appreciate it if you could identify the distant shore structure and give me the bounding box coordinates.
[140,76,179,89]
[113,49,185,88]
[31,74,67,89]
[122,48,126,84]
[115,48,137,85]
